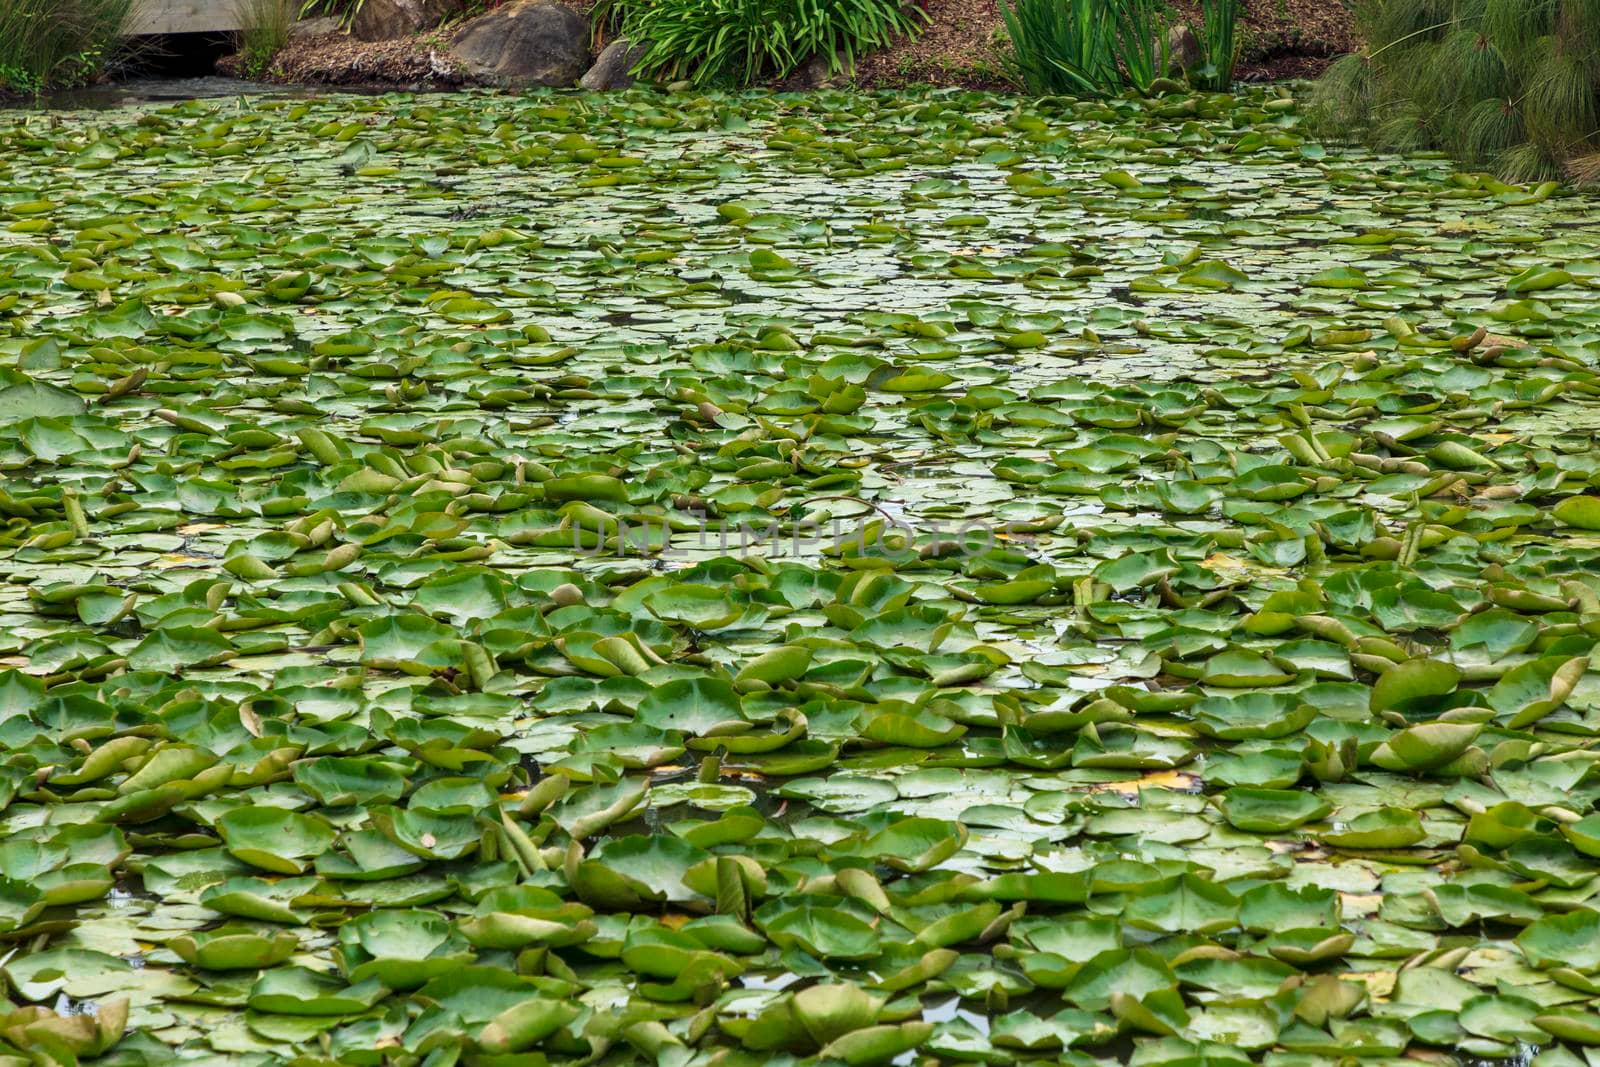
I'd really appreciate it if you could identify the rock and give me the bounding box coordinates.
[351,0,455,41]
[1165,23,1204,74]
[775,53,846,92]
[580,37,649,91]
[291,15,343,38]
[451,1,590,88]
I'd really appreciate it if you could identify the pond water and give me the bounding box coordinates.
[1,87,1599,1062]
[32,76,291,108]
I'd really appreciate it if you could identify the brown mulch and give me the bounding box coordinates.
[225,29,468,87]
[854,0,1011,90]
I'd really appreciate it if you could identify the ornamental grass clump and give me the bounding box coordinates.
[0,0,134,95]
[598,0,927,87]
[234,0,295,78]
[1312,0,1600,181]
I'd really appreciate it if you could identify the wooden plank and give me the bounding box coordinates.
[123,0,242,35]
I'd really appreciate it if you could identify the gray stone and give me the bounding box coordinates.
[580,37,649,91]
[774,53,845,92]
[1166,23,1204,74]
[291,15,342,38]
[350,0,454,42]
[451,1,590,88]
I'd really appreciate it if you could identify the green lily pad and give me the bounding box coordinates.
[216,808,338,875]
[1216,788,1334,833]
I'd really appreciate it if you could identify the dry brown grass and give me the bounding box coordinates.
[1568,153,1600,186]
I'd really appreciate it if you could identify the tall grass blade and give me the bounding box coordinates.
[0,0,136,95]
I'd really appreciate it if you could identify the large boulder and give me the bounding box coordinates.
[1166,24,1204,74]
[580,37,650,91]
[351,0,454,42]
[291,15,342,38]
[451,1,591,88]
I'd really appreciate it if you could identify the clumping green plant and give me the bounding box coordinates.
[1195,0,1241,90]
[297,0,365,27]
[1115,0,1173,94]
[998,0,1248,97]
[0,0,133,95]
[999,0,1117,96]
[234,0,295,77]
[598,0,928,87]
[999,0,1175,98]
[1311,0,1600,181]
[0,64,45,97]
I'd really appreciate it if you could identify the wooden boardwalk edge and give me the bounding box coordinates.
[125,0,243,35]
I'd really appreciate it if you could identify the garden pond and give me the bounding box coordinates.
[3,85,1600,1064]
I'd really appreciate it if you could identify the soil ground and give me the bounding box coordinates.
[853,0,1357,89]
[250,0,1357,92]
